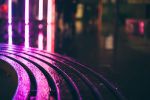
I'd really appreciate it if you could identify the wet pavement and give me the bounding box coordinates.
[63,29,150,100]
[0,0,150,99]
[0,18,150,100]
[115,40,150,100]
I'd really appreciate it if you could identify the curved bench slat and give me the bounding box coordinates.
[3,48,102,99]
[0,56,30,100]
[0,44,126,100]
[0,49,82,100]
[0,52,50,100]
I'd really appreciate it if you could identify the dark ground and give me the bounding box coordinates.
[0,19,150,100]
[63,30,150,100]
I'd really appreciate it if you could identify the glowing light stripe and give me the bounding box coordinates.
[25,24,29,48]
[38,32,43,50]
[47,0,55,52]
[25,0,29,24]
[25,0,29,48]
[38,0,43,20]
[47,25,52,52]
[8,0,12,24]
[47,0,52,24]
[8,24,12,45]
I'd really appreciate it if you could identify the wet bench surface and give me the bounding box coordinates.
[0,44,126,100]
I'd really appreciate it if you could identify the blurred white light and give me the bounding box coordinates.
[38,0,43,20]
[8,24,12,45]
[38,32,43,50]
[25,0,29,24]
[47,0,55,52]
[8,0,12,24]
[25,24,29,48]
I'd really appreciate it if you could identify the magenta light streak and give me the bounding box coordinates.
[25,0,29,24]
[25,25,29,48]
[8,0,12,24]
[38,0,43,20]
[47,0,55,52]
[8,24,12,45]
[38,32,43,50]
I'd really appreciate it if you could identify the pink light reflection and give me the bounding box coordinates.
[47,0,55,52]
[0,56,30,100]
[38,0,43,20]
[8,24,12,45]
[25,0,29,24]
[47,24,53,52]
[8,0,12,24]
[38,24,43,29]
[0,52,50,99]
[139,21,144,35]
[25,24,29,48]
[38,32,43,50]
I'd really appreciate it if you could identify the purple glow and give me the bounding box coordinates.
[47,0,55,52]
[38,0,43,20]
[4,50,61,100]
[38,24,43,29]
[25,0,29,24]
[0,56,30,99]
[0,51,50,99]
[25,24,29,48]
[38,32,43,50]
[8,0,12,24]
[8,24,12,45]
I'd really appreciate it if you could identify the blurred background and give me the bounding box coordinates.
[0,0,150,100]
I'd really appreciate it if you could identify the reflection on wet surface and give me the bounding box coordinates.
[0,56,30,99]
[0,52,50,99]
[8,24,12,45]
[0,1,150,100]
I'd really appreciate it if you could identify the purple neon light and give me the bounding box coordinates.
[8,24,12,45]
[25,0,29,24]
[38,32,43,50]
[8,0,12,24]
[38,0,43,20]
[0,56,30,99]
[25,24,29,48]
